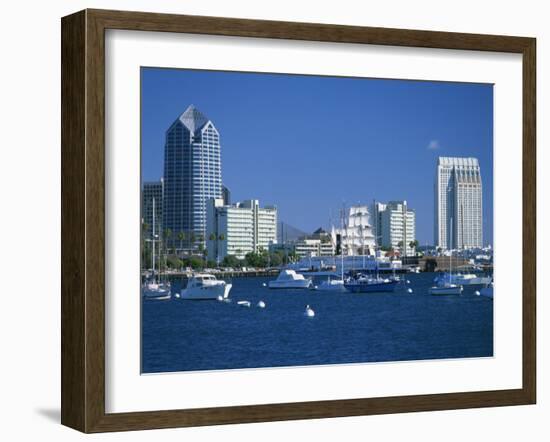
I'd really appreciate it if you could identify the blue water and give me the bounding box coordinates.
[141,273,493,373]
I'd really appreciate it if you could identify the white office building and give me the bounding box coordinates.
[207,198,277,261]
[292,238,335,258]
[435,157,483,250]
[372,201,416,255]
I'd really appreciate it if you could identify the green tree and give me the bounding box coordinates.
[177,231,186,254]
[245,251,269,268]
[188,256,203,269]
[222,255,241,268]
[269,251,283,267]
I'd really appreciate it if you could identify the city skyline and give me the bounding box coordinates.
[141,67,493,246]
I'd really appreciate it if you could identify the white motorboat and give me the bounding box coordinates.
[180,274,232,300]
[268,269,312,289]
[434,272,492,286]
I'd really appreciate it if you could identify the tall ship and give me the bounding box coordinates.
[331,205,376,257]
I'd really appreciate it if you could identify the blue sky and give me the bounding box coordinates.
[141,68,493,246]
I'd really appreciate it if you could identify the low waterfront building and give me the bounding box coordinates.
[206,198,277,261]
[286,254,402,273]
[372,200,416,255]
[141,179,163,240]
[292,238,334,258]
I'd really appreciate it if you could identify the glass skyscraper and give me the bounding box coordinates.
[435,157,483,250]
[142,179,163,240]
[163,105,222,249]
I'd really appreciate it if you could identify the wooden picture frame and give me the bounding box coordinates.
[61,8,536,433]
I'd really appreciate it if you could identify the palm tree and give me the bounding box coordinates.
[177,231,185,255]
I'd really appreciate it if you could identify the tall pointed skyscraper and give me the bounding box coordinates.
[163,105,222,249]
[434,157,483,250]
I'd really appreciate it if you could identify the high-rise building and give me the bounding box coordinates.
[377,201,416,255]
[371,201,386,246]
[141,179,163,240]
[206,198,277,261]
[435,157,483,250]
[163,105,222,250]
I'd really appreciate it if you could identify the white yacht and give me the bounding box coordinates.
[434,272,492,286]
[180,274,232,300]
[268,269,312,289]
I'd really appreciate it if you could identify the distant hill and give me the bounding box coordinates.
[278,221,308,243]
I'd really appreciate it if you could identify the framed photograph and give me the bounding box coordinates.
[61,9,536,433]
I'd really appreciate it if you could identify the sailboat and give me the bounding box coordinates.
[429,218,463,295]
[316,210,347,292]
[344,262,399,293]
[142,198,171,300]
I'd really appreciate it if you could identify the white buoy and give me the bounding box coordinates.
[262,282,267,287]
[174,293,180,299]
[406,280,411,284]
[216,295,223,302]
[314,285,318,290]
[237,300,251,307]
[304,305,315,318]
[257,300,266,308]
[407,288,413,294]
[475,290,481,296]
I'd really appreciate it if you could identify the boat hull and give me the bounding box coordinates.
[429,285,463,295]
[142,287,171,300]
[180,283,232,300]
[268,280,312,289]
[316,280,347,292]
[344,280,398,293]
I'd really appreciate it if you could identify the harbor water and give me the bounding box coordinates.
[142,272,493,373]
